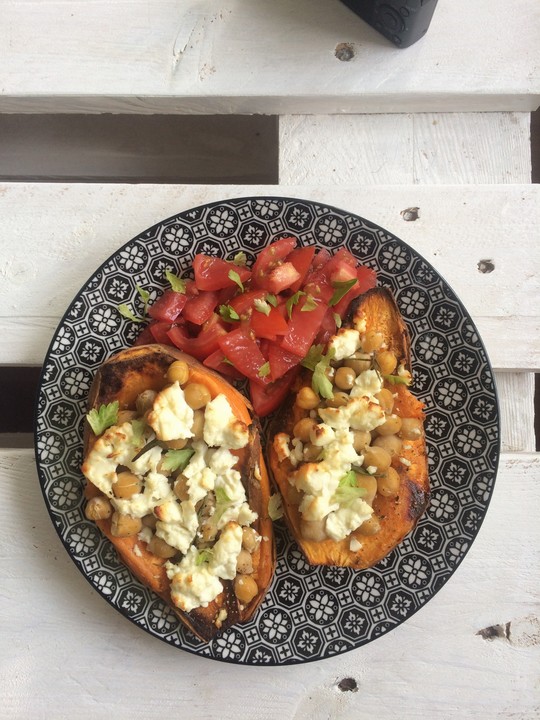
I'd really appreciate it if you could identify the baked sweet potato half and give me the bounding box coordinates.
[268,287,429,569]
[81,344,275,641]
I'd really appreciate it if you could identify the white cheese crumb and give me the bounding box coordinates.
[203,394,249,449]
[349,537,362,552]
[148,382,194,441]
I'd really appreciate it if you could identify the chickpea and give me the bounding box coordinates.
[373,434,403,458]
[113,471,141,499]
[242,526,260,553]
[375,388,394,414]
[234,575,259,604]
[85,496,112,521]
[356,473,378,506]
[377,414,402,436]
[352,430,371,453]
[362,445,392,473]
[344,353,372,374]
[362,330,384,352]
[236,549,254,575]
[375,350,397,375]
[325,391,349,408]
[166,360,190,386]
[173,475,190,502]
[165,437,188,450]
[293,417,317,443]
[334,366,356,391]
[118,409,137,424]
[200,519,217,543]
[300,518,327,542]
[377,466,401,497]
[147,535,177,559]
[400,418,423,441]
[111,512,142,538]
[142,513,157,530]
[136,389,157,415]
[296,386,319,410]
[183,382,212,410]
[191,410,205,440]
[358,516,381,536]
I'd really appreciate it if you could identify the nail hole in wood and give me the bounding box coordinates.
[337,677,358,692]
[478,259,495,273]
[400,207,420,221]
[476,621,511,641]
[335,43,355,61]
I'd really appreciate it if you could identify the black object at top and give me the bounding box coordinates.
[340,0,439,48]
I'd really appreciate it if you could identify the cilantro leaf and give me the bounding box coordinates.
[332,471,367,506]
[329,278,358,307]
[253,298,271,316]
[117,304,144,324]
[165,269,186,293]
[285,290,305,319]
[161,447,195,473]
[384,373,412,386]
[130,418,147,447]
[219,304,240,323]
[268,493,284,521]
[195,548,214,566]
[258,361,271,378]
[301,344,325,371]
[266,294,278,307]
[228,269,244,292]
[333,312,342,329]
[300,294,318,312]
[311,348,335,399]
[86,401,119,435]
[232,251,247,267]
[136,285,151,314]
[215,487,231,505]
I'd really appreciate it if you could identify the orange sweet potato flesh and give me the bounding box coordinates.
[83,344,275,641]
[268,287,429,569]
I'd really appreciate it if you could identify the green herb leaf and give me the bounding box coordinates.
[253,298,271,316]
[339,470,358,487]
[232,251,247,267]
[161,447,195,473]
[165,269,186,293]
[285,290,305,319]
[329,278,358,307]
[86,401,119,436]
[219,304,240,323]
[300,294,318,312]
[215,487,232,505]
[311,348,335,400]
[383,373,412,386]
[268,493,284,521]
[130,418,147,447]
[258,361,271,378]
[301,344,325,371]
[333,312,342,329]
[117,304,144,324]
[332,471,367,506]
[136,285,151,314]
[195,548,214,566]
[228,269,244,292]
[266,294,278,307]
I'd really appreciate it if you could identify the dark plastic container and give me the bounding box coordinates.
[340,0,439,48]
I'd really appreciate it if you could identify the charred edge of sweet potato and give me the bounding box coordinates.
[83,343,274,641]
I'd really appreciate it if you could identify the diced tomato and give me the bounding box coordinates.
[218,328,271,385]
[148,320,174,345]
[167,316,227,360]
[216,285,238,305]
[288,246,316,292]
[313,308,338,346]
[258,262,300,294]
[321,247,358,277]
[332,265,378,317]
[250,306,289,341]
[134,326,155,346]
[328,259,358,285]
[182,290,218,325]
[249,367,299,417]
[268,342,302,380]
[310,248,331,272]
[193,254,251,292]
[185,280,199,297]
[302,273,334,304]
[203,349,243,380]
[281,297,328,358]
[147,289,187,322]
[251,237,297,288]
[229,289,267,318]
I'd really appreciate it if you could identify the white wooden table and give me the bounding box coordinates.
[1,1,539,718]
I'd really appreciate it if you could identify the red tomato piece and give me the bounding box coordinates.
[148,320,174,345]
[328,259,358,285]
[229,289,267,318]
[218,328,271,385]
[216,285,238,305]
[332,265,378,317]
[268,342,301,380]
[314,308,338,346]
[167,317,227,360]
[147,290,187,322]
[250,306,289,341]
[287,246,316,292]
[182,290,219,325]
[134,326,155,346]
[310,248,331,272]
[260,262,300,294]
[193,254,251,292]
[321,247,358,277]
[203,349,243,380]
[302,273,334,304]
[251,237,297,288]
[249,367,299,417]
[281,297,328,358]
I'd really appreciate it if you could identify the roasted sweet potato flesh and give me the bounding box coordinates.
[268,287,429,569]
[83,344,275,641]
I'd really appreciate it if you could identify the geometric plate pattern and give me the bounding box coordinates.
[34,196,500,665]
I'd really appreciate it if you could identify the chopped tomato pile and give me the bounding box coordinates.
[133,237,376,416]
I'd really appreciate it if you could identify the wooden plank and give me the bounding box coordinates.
[280,113,532,185]
[1,1,539,114]
[1,449,538,718]
[0,183,538,370]
[497,373,536,452]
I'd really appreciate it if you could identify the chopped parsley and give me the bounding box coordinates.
[228,269,244,292]
[329,278,358,307]
[161,447,195,473]
[165,269,186,293]
[86,401,119,435]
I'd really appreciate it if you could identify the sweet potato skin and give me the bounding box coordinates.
[268,288,429,569]
[83,344,275,641]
